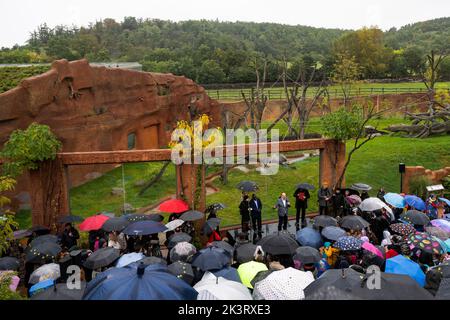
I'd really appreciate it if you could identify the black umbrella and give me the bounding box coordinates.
[179,210,205,222]
[350,183,372,191]
[192,246,230,271]
[235,243,258,264]
[58,215,83,224]
[339,215,370,230]
[236,181,258,192]
[313,215,338,228]
[436,277,450,300]
[83,247,120,269]
[304,268,433,300]
[30,234,59,247]
[29,225,51,235]
[296,183,315,190]
[146,214,164,222]
[400,210,430,226]
[210,241,234,257]
[31,281,86,300]
[168,232,192,249]
[123,214,149,222]
[122,220,167,236]
[139,256,167,266]
[202,218,221,235]
[321,226,347,241]
[305,285,362,300]
[101,217,129,232]
[293,246,322,264]
[257,233,299,255]
[25,242,62,263]
[0,257,20,271]
[167,261,195,285]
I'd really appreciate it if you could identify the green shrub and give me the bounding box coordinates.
[408,175,431,198]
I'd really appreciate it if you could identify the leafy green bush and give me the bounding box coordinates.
[0,272,25,300]
[0,123,62,177]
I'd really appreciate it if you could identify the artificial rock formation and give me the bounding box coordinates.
[0,59,222,211]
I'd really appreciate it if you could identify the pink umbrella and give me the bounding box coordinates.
[346,195,362,206]
[362,241,384,258]
[79,214,110,231]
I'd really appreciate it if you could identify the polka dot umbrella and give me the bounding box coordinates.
[389,223,416,237]
[407,232,445,255]
[333,236,363,251]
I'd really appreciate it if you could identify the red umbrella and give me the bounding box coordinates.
[158,199,189,214]
[79,214,110,231]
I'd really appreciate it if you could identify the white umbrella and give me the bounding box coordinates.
[359,197,394,220]
[29,263,60,284]
[252,267,314,300]
[115,252,145,268]
[194,273,253,300]
[165,219,185,232]
[170,241,197,263]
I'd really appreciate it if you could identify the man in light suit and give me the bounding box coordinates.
[274,192,290,232]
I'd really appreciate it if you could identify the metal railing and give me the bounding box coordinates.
[205,87,446,101]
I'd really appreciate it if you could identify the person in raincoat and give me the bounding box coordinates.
[61,223,79,250]
[239,194,251,237]
[320,242,340,267]
[293,187,310,230]
[318,182,332,216]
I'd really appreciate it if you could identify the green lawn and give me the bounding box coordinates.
[14,117,450,229]
[206,81,450,101]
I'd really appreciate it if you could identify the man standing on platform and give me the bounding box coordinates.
[293,187,310,230]
[318,182,332,216]
[249,193,263,243]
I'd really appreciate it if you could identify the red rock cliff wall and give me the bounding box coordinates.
[0,59,223,209]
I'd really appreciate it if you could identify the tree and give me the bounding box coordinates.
[0,176,18,255]
[387,50,450,137]
[0,123,62,177]
[197,60,226,84]
[267,55,328,139]
[333,27,393,78]
[331,54,361,107]
[321,104,385,189]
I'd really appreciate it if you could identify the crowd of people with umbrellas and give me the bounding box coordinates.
[1,180,450,300]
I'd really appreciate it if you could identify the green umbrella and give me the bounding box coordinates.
[237,261,268,289]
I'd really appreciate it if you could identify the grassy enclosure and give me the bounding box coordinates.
[13,118,450,229]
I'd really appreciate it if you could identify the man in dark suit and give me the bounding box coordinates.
[293,188,310,230]
[249,193,263,242]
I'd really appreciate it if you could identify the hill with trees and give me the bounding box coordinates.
[0,17,449,89]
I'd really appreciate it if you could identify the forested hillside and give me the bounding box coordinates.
[0,17,449,86]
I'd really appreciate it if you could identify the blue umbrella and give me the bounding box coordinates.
[404,195,426,211]
[122,220,167,236]
[439,198,450,206]
[29,279,55,297]
[83,262,198,300]
[333,236,362,251]
[296,227,323,249]
[384,193,406,208]
[192,246,231,271]
[321,226,346,241]
[116,252,145,268]
[385,254,426,287]
[211,266,241,283]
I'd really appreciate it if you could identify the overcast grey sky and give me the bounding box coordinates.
[1,0,449,47]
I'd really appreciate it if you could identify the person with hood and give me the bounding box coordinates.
[273,192,290,231]
[293,187,310,230]
[61,223,79,250]
[318,182,332,216]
